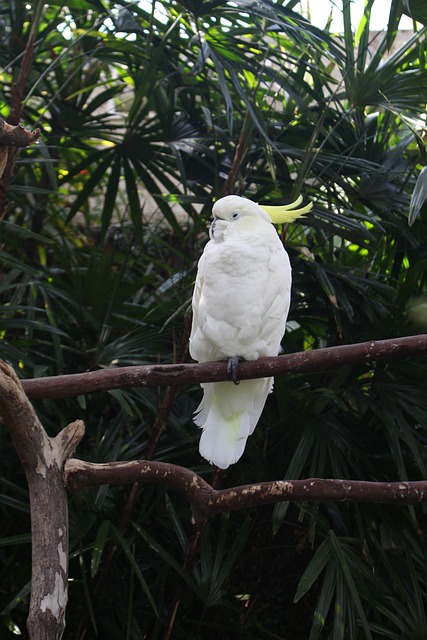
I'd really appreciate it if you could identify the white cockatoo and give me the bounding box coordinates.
[189,194,312,469]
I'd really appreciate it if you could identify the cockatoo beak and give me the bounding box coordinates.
[260,195,313,224]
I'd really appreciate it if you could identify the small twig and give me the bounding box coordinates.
[0,4,41,213]
[223,114,253,195]
[162,516,208,640]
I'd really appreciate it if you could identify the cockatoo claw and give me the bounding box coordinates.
[227,356,241,385]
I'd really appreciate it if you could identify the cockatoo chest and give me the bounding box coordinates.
[193,222,290,360]
[206,222,275,279]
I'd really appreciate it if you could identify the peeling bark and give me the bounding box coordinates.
[64,459,427,513]
[0,118,41,185]
[0,362,84,640]
[0,117,41,147]
[0,117,41,212]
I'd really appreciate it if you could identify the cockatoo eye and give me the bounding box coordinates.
[231,212,240,220]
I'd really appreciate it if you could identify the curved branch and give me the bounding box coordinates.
[64,459,427,512]
[64,459,213,520]
[22,334,427,400]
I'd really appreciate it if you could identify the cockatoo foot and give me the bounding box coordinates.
[227,356,242,385]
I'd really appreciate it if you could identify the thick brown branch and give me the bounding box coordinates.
[64,459,427,510]
[210,478,427,511]
[65,459,213,516]
[21,334,427,400]
[0,362,84,640]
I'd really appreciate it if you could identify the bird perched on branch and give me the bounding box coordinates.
[190,194,312,469]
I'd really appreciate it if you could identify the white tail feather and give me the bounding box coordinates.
[194,378,273,469]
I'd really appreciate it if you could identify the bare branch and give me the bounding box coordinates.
[21,334,427,400]
[64,458,427,511]
[0,362,84,640]
[64,459,213,516]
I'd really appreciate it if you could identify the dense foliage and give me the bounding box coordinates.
[1,0,427,638]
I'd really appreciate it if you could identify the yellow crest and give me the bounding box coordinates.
[260,195,313,224]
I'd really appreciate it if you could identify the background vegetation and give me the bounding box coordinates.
[1,0,427,637]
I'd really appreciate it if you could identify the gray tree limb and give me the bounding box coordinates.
[0,362,84,640]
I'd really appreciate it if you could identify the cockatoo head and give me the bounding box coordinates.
[210,194,312,240]
[212,195,270,225]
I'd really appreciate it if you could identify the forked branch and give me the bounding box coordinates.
[0,362,84,640]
